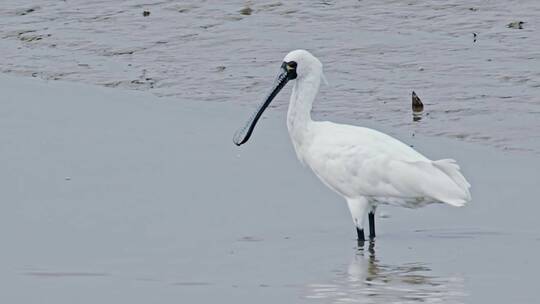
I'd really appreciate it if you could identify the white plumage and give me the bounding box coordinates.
[285,50,471,235]
[236,49,471,240]
[302,122,470,206]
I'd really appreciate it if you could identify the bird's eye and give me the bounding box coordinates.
[283,60,298,80]
[287,61,298,69]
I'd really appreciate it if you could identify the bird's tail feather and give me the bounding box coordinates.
[433,159,471,206]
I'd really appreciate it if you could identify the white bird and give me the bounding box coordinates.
[234,50,471,243]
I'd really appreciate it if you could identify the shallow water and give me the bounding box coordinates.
[1,75,540,303]
[1,0,539,153]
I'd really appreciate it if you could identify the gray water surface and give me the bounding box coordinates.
[1,75,539,303]
[1,0,539,153]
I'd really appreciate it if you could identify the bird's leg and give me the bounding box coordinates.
[356,227,365,243]
[347,198,369,245]
[368,211,376,240]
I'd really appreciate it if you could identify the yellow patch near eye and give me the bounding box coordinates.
[286,65,293,71]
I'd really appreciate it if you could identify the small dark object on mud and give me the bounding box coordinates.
[240,6,253,15]
[473,32,477,42]
[412,91,424,121]
[143,10,150,17]
[507,21,524,29]
[18,8,36,16]
[412,91,423,112]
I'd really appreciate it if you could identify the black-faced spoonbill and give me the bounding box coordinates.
[233,50,471,243]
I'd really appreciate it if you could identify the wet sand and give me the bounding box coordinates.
[1,74,539,303]
[1,0,540,153]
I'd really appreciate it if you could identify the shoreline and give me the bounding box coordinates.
[2,0,540,155]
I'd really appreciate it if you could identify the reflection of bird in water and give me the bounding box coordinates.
[306,242,465,303]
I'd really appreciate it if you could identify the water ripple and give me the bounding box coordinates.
[304,243,465,303]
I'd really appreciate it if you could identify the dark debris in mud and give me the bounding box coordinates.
[18,31,51,42]
[412,91,424,122]
[16,7,39,16]
[239,6,253,16]
[507,21,525,29]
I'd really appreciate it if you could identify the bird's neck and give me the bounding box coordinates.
[287,71,320,148]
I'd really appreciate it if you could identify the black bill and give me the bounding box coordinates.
[233,62,294,146]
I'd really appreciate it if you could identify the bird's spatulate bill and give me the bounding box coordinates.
[233,69,289,146]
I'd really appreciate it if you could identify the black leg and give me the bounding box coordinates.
[356,227,365,243]
[368,212,376,240]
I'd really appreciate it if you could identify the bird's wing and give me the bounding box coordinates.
[361,157,471,206]
[307,122,471,206]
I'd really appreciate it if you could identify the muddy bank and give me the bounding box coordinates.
[1,0,540,154]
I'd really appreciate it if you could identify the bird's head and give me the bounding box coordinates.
[282,49,323,81]
[233,50,324,146]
